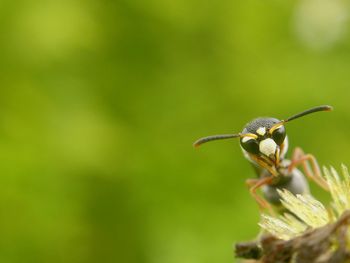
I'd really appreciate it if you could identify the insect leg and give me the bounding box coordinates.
[246,176,275,215]
[288,147,329,191]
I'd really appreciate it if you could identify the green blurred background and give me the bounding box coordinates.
[0,0,349,262]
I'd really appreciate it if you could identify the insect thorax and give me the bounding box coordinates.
[262,167,310,205]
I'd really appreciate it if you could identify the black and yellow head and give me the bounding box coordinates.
[193,105,332,168]
[240,117,285,154]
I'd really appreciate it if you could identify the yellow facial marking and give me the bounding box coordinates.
[269,123,284,134]
[242,136,255,143]
[256,127,266,136]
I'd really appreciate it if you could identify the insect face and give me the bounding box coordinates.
[240,118,287,166]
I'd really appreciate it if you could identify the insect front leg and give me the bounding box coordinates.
[288,147,329,191]
[246,176,275,215]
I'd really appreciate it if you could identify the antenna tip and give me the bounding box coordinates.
[324,105,333,111]
[193,142,200,148]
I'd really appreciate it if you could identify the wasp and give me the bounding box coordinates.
[193,105,333,214]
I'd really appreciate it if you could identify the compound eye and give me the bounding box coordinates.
[240,137,259,154]
[271,126,286,145]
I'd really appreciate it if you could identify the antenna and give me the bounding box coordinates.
[193,134,241,147]
[269,105,333,134]
[284,105,333,123]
